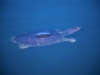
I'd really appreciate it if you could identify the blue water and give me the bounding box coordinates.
[0,0,100,75]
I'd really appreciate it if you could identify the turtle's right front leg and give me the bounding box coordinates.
[62,37,76,42]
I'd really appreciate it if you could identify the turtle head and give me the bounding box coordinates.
[74,26,82,31]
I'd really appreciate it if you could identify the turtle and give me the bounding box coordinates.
[12,26,82,49]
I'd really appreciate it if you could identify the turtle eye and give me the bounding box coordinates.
[75,27,78,29]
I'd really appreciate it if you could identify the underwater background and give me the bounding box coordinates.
[0,0,100,75]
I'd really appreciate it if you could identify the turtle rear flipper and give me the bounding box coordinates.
[19,45,31,49]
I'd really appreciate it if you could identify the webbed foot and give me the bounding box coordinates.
[19,45,31,49]
[62,38,76,42]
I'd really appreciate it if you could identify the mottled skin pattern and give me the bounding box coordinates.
[13,26,81,49]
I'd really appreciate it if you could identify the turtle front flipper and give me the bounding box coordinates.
[62,37,76,42]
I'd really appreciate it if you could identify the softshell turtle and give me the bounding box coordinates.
[13,26,81,49]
